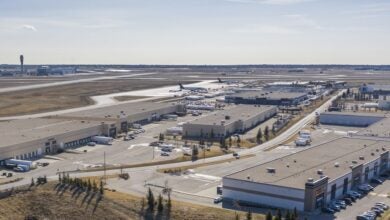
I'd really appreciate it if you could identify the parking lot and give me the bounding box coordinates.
[308,178,390,220]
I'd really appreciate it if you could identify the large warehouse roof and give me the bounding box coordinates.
[187,105,276,126]
[226,137,390,189]
[61,101,178,119]
[320,111,388,118]
[0,118,105,148]
[227,91,307,100]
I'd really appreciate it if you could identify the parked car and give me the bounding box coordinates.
[149,142,159,147]
[371,177,383,184]
[213,196,223,204]
[375,202,389,210]
[161,147,172,152]
[329,204,341,212]
[348,191,362,199]
[343,197,353,205]
[364,211,377,218]
[322,207,335,214]
[87,142,96,146]
[356,214,374,220]
[358,185,372,193]
[161,152,170,156]
[333,200,346,209]
[371,206,384,213]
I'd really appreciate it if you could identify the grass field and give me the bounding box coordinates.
[0,79,196,117]
[0,181,264,220]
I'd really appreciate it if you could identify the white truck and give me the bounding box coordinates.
[6,159,37,170]
[91,136,113,145]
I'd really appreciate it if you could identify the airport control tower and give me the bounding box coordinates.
[20,54,24,74]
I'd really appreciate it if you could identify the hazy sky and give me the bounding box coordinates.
[1,0,389,65]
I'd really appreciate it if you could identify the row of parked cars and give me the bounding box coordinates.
[322,178,385,215]
[357,202,389,220]
[322,190,363,214]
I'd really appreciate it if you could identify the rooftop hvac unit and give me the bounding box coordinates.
[317,169,324,175]
[352,160,357,164]
[371,153,375,156]
[334,162,339,167]
[225,115,231,120]
[266,167,276,173]
[359,156,365,160]
[349,165,354,169]
[307,178,314,183]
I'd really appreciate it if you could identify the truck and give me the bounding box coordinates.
[5,159,37,169]
[91,136,113,145]
[13,164,30,172]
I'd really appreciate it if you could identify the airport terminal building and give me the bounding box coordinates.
[222,113,390,212]
[182,105,277,139]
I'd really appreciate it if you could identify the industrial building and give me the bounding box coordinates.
[222,113,390,212]
[57,101,185,135]
[223,137,390,212]
[0,102,185,164]
[225,91,307,106]
[182,105,277,139]
[319,112,386,127]
[0,118,116,164]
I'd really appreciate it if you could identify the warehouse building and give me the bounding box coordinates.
[223,137,390,212]
[57,101,186,134]
[319,112,386,127]
[0,102,185,164]
[182,105,277,139]
[0,118,116,164]
[225,91,307,106]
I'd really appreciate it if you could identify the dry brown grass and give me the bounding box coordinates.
[0,182,264,220]
[0,79,196,117]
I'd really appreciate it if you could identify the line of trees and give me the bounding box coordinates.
[58,172,104,195]
[145,187,172,217]
[237,208,300,220]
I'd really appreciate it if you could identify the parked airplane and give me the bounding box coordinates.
[217,77,239,84]
[179,83,207,92]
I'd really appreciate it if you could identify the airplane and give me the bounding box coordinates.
[179,83,208,92]
[217,77,239,84]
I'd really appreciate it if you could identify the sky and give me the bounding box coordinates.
[0,0,390,65]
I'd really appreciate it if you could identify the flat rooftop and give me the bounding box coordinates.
[320,111,389,118]
[187,105,275,126]
[0,118,106,148]
[227,91,307,100]
[358,117,390,138]
[61,101,178,119]
[226,137,390,189]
